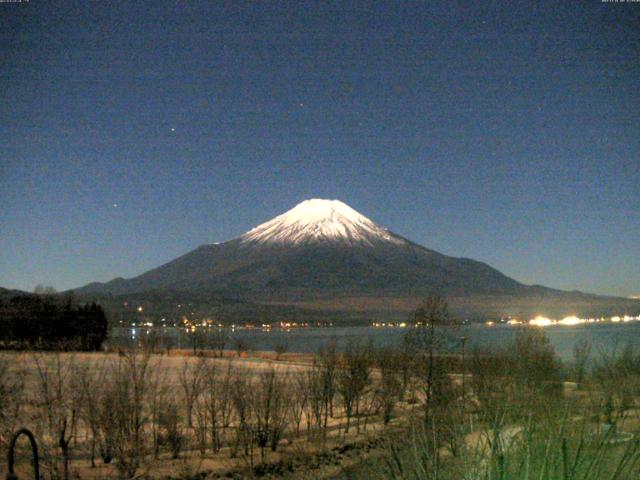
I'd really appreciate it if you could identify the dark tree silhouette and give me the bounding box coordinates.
[406,293,454,424]
[0,293,109,350]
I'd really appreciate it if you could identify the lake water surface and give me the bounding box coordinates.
[114,322,640,361]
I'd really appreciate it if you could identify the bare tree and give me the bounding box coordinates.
[468,346,505,419]
[250,369,291,460]
[573,339,591,389]
[32,353,80,480]
[0,356,27,452]
[592,344,640,426]
[508,327,562,399]
[110,350,152,479]
[274,339,289,361]
[337,340,372,434]
[469,328,562,421]
[305,363,326,439]
[208,328,227,357]
[193,398,209,458]
[97,379,118,464]
[396,349,414,402]
[218,362,235,450]
[200,360,233,454]
[233,338,254,357]
[289,372,308,435]
[159,401,184,459]
[161,333,175,354]
[230,371,253,458]
[375,347,403,426]
[188,328,207,355]
[178,357,206,429]
[406,294,453,424]
[148,364,169,459]
[318,342,338,418]
[77,359,109,468]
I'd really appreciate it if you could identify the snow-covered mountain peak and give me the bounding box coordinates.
[240,199,406,246]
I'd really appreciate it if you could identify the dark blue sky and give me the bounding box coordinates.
[1,1,638,296]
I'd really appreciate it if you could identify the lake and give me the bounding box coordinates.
[112,322,640,361]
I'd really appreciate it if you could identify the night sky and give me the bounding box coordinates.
[1,1,638,296]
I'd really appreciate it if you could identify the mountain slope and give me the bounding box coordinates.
[75,199,640,319]
[76,199,525,298]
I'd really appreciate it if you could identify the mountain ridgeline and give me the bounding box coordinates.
[75,199,640,321]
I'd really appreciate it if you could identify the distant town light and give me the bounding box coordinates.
[558,316,583,326]
[529,316,553,327]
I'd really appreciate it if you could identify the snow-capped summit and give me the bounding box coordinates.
[240,199,406,246]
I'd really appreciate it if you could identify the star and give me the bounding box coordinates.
[171,127,176,132]
[113,203,118,208]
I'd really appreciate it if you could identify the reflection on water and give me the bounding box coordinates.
[109,322,640,360]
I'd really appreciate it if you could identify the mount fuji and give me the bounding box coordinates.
[76,199,639,320]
